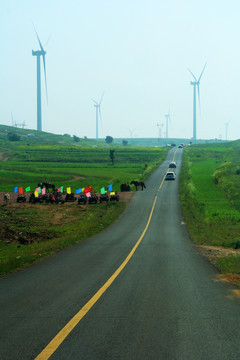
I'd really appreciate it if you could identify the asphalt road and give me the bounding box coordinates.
[1,147,240,360]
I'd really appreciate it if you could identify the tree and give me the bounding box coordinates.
[122,140,128,146]
[109,149,115,165]
[7,132,20,141]
[105,135,113,144]
[73,135,80,142]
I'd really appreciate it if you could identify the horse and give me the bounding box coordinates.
[130,181,146,191]
[38,182,55,192]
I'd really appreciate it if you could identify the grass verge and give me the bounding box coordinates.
[0,202,126,275]
[180,142,240,285]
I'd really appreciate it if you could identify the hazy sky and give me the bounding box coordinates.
[1,0,240,140]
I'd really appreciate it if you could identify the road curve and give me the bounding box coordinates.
[1,148,240,360]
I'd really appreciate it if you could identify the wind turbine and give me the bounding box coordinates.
[11,112,14,127]
[165,110,171,139]
[225,122,230,141]
[32,29,48,131]
[92,92,104,140]
[188,63,206,141]
[156,122,164,143]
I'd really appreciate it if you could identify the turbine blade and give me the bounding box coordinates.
[45,34,51,49]
[91,98,98,105]
[34,28,45,52]
[99,91,105,105]
[188,68,198,81]
[198,62,207,82]
[42,54,48,103]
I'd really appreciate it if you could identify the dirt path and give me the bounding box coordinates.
[67,175,86,182]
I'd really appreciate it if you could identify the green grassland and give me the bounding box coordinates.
[0,202,126,274]
[0,130,168,274]
[180,141,240,280]
[0,144,166,192]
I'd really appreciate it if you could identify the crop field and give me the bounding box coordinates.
[0,145,166,192]
[180,141,240,280]
[0,139,168,274]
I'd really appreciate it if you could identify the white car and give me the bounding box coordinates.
[165,172,176,180]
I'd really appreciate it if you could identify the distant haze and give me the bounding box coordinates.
[1,1,240,140]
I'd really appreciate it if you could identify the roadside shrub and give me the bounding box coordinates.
[222,240,240,249]
[216,256,240,274]
[8,132,20,141]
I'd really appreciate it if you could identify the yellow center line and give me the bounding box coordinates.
[35,162,169,360]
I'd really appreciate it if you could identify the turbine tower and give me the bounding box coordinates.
[165,111,170,139]
[32,30,48,131]
[156,122,164,143]
[92,92,104,140]
[225,122,229,141]
[188,63,206,141]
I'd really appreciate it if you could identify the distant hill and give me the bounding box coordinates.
[0,124,229,148]
[0,125,100,147]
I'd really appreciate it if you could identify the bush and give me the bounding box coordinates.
[73,135,80,142]
[8,132,20,141]
[105,136,113,144]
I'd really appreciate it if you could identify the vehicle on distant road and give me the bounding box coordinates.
[169,161,177,168]
[165,172,176,180]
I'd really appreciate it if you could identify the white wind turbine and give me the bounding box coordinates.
[188,63,207,141]
[165,109,171,139]
[32,29,48,132]
[92,92,104,140]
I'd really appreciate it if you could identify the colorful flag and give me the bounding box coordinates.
[108,184,113,191]
[84,185,93,194]
[19,187,23,194]
[14,186,18,193]
[76,188,82,194]
[25,186,31,192]
[34,191,39,198]
[110,192,115,195]
[100,187,105,194]
[67,187,71,194]
[86,192,91,198]
[42,188,46,195]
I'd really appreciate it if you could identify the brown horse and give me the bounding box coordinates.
[130,181,146,191]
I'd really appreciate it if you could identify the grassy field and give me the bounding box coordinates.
[0,201,126,274]
[0,134,168,274]
[0,144,165,192]
[180,141,240,282]
[2,123,240,281]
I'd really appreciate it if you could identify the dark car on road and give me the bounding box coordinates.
[165,172,176,180]
[169,161,177,168]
